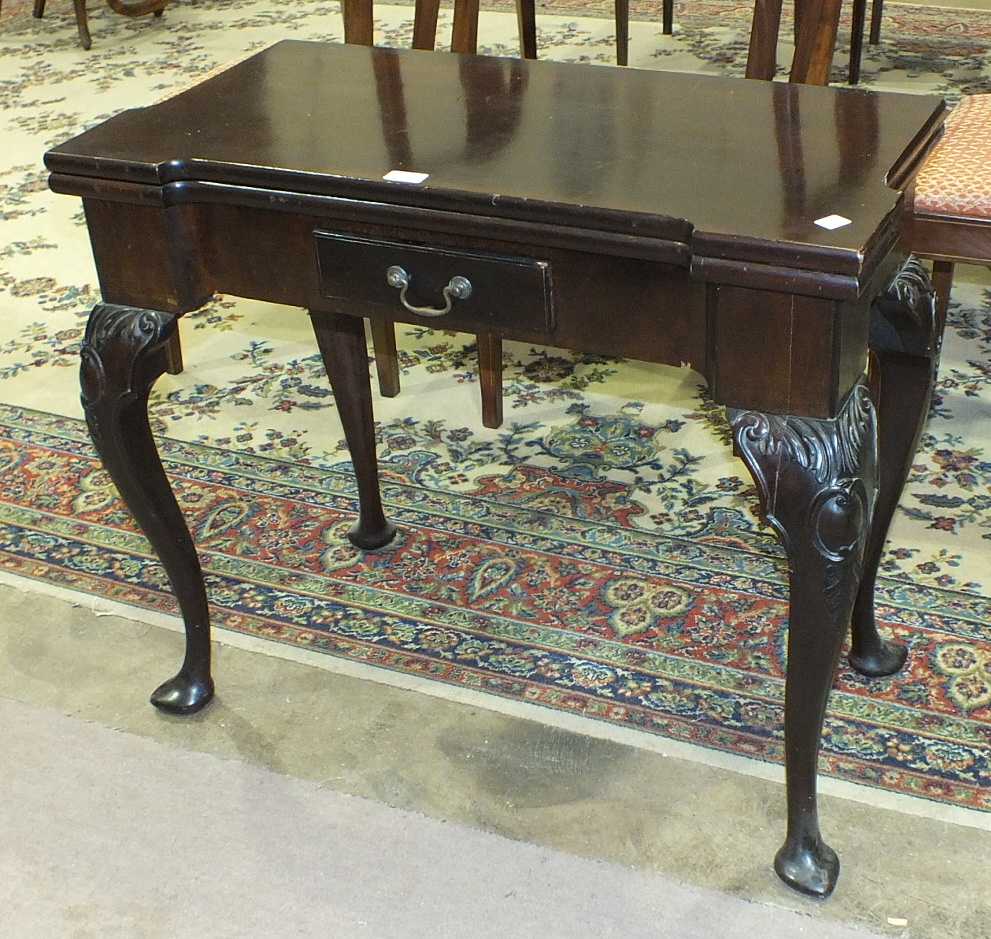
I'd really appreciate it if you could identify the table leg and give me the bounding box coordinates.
[851,257,940,675]
[80,303,214,715]
[309,309,397,550]
[730,380,877,898]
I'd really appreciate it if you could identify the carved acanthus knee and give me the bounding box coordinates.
[870,255,940,359]
[80,302,178,434]
[730,381,877,578]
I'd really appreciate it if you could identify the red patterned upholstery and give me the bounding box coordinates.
[914,94,991,220]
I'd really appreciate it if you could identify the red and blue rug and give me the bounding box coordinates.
[3,392,991,811]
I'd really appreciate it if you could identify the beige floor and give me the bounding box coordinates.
[3,540,991,939]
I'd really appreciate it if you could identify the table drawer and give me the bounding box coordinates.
[315,232,553,332]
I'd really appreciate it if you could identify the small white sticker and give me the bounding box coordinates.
[383,170,429,184]
[814,214,852,230]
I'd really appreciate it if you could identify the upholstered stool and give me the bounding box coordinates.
[904,94,991,324]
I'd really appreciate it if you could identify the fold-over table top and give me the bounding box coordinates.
[46,40,946,278]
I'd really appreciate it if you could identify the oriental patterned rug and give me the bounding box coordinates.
[2,0,991,812]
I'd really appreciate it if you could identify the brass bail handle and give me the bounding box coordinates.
[386,265,473,317]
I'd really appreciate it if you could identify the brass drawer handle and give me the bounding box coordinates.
[385,265,473,317]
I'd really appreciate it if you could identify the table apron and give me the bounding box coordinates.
[80,195,892,419]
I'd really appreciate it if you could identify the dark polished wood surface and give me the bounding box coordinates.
[47,42,944,273]
[46,41,947,900]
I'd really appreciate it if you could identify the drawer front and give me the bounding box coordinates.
[315,231,552,332]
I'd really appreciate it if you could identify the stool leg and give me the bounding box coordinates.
[930,259,955,325]
[615,0,629,65]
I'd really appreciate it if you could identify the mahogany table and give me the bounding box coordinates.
[45,40,946,898]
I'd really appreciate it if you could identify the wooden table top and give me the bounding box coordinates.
[47,40,945,281]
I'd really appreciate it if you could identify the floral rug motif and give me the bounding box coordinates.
[3,0,991,810]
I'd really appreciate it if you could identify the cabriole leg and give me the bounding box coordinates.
[309,309,396,550]
[80,302,214,714]
[851,257,941,676]
[731,381,878,897]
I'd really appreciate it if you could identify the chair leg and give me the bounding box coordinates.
[450,0,504,428]
[72,0,92,50]
[341,0,374,45]
[789,0,841,85]
[746,0,784,80]
[869,0,883,44]
[369,319,401,398]
[342,0,423,401]
[33,0,46,17]
[515,0,537,59]
[478,334,504,429]
[662,0,673,34]
[615,0,629,65]
[848,0,866,83]
[451,0,480,53]
[412,0,440,50]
